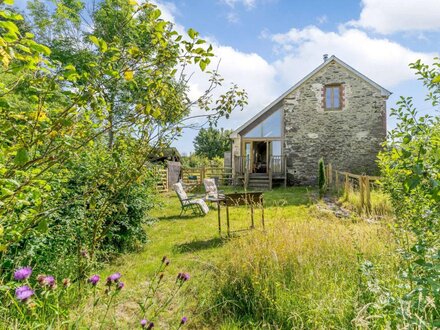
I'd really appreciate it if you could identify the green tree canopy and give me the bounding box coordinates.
[193,127,232,159]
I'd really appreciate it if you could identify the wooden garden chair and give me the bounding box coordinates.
[173,182,209,216]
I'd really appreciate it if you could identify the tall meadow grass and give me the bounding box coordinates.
[205,209,397,329]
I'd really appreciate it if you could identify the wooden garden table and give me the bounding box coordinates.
[213,192,264,237]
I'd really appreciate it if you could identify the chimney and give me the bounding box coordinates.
[323,54,329,62]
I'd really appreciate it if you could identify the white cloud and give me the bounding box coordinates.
[271,26,435,87]
[349,0,440,34]
[221,0,257,9]
[226,12,240,24]
[152,1,279,126]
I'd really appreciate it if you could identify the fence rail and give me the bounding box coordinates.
[181,166,233,190]
[326,164,382,214]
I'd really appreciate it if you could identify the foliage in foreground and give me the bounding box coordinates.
[0,258,190,329]
[0,0,246,326]
[373,58,440,328]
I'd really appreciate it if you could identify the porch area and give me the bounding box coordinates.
[234,155,287,190]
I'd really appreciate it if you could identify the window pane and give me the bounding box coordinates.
[244,109,281,138]
[244,125,262,137]
[262,109,281,137]
[325,87,332,108]
[271,140,281,156]
[333,87,340,108]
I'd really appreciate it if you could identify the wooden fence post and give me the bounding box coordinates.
[344,173,349,199]
[200,166,205,186]
[365,176,371,214]
[335,171,339,192]
[328,163,332,186]
[359,176,365,211]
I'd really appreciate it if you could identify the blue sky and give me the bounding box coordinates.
[13,0,440,154]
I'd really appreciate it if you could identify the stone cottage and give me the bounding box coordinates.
[230,55,391,188]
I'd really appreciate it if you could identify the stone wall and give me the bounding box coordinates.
[283,60,387,185]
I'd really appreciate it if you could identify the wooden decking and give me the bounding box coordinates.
[234,156,287,189]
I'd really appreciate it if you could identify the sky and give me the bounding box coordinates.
[13,0,440,154]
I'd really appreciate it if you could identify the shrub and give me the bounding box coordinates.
[318,157,326,198]
[371,58,440,328]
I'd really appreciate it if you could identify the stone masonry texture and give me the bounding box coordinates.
[283,59,387,185]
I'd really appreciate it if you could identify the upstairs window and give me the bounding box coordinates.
[324,85,342,110]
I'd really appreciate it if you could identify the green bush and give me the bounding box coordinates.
[318,158,326,198]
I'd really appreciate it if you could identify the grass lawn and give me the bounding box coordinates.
[83,187,397,329]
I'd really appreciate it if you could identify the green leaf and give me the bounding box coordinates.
[187,28,197,39]
[89,35,99,47]
[433,75,440,83]
[4,0,14,4]
[37,219,48,234]
[14,148,29,165]
[199,60,207,71]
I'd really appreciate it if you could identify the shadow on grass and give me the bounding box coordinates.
[173,237,227,253]
[157,213,203,221]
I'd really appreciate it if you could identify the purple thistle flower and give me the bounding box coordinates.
[181,316,188,325]
[147,322,154,329]
[181,273,190,282]
[14,267,32,281]
[42,275,56,289]
[88,274,100,286]
[161,256,167,263]
[15,285,34,302]
[117,281,124,290]
[106,272,121,284]
[140,319,147,328]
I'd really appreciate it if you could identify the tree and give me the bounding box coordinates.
[0,0,247,274]
[193,127,232,159]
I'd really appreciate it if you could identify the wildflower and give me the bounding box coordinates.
[88,274,100,286]
[37,274,46,284]
[62,278,71,288]
[162,256,170,266]
[81,250,88,258]
[177,272,190,282]
[159,272,164,281]
[42,275,56,289]
[117,282,124,290]
[147,322,154,329]
[14,267,32,281]
[106,272,121,284]
[15,286,34,302]
[180,316,188,325]
[140,319,147,328]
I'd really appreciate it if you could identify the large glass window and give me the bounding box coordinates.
[244,109,281,138]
